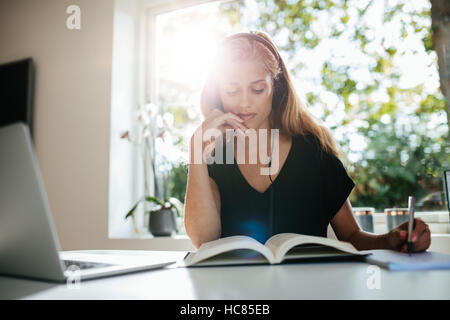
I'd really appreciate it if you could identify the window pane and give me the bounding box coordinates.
[153,0,449,220]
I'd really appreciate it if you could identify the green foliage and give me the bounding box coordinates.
[417,94,446,114]
[168,163,188,205]
[423,29,434,52]
[350,121,449,210]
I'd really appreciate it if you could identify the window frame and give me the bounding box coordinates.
[122,0,218,235]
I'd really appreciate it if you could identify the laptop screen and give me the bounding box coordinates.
[0,58,35,139]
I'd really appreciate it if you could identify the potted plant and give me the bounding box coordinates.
[120,103,185,236]
[125,196,184,236]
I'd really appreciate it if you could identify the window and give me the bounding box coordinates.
[136,0,449,236]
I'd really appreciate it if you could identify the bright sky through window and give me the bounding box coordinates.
[155,2,228,108]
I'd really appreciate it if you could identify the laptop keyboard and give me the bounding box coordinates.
[63,259,115,270]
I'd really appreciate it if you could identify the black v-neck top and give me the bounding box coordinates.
[206,133,355,244]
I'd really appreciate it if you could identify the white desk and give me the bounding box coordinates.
[1,250,450,299]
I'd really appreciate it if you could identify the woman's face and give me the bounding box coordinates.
[218,60,274,130]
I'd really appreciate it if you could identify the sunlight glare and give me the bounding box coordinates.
[156,22,220,91]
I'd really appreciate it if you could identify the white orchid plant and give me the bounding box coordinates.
[120,103,184,234]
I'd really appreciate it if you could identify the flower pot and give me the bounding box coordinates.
[148,207,176,236]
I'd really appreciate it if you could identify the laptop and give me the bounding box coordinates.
[0,122,176,282]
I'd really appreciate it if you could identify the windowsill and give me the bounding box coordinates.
[110,211,449,241]
[113,211,449,240]
[110,232,189,240]
[108,230,194,251]
[370,210,449,234]
[372,210,449,222]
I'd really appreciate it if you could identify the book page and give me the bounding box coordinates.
[185,249,270,267]
[282,245,362,261]
[184,236,275,266]
[265,233,363,263]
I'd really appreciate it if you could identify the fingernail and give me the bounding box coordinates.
[245,129,251,134]
[400,230,407,237]
[412,234,417,242]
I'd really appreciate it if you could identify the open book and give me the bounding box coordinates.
[182,233,370,267]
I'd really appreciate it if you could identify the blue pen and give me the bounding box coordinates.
[407,196,415,256]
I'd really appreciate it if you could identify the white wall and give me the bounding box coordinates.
[0,0,195,251]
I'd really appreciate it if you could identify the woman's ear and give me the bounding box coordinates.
[200,79,224,118]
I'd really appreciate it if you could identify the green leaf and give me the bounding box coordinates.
[125,199,142,220]
[340,15,349,24]
[169,197,184,217]
[144,196,165,207]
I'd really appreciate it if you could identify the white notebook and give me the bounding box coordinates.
[361,249,450,271]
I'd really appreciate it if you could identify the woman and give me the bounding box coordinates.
[184,30,431,252]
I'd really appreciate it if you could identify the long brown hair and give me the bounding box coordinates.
[200,30,340,158]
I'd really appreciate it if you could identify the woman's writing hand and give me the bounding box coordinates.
[384,218,431,253]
